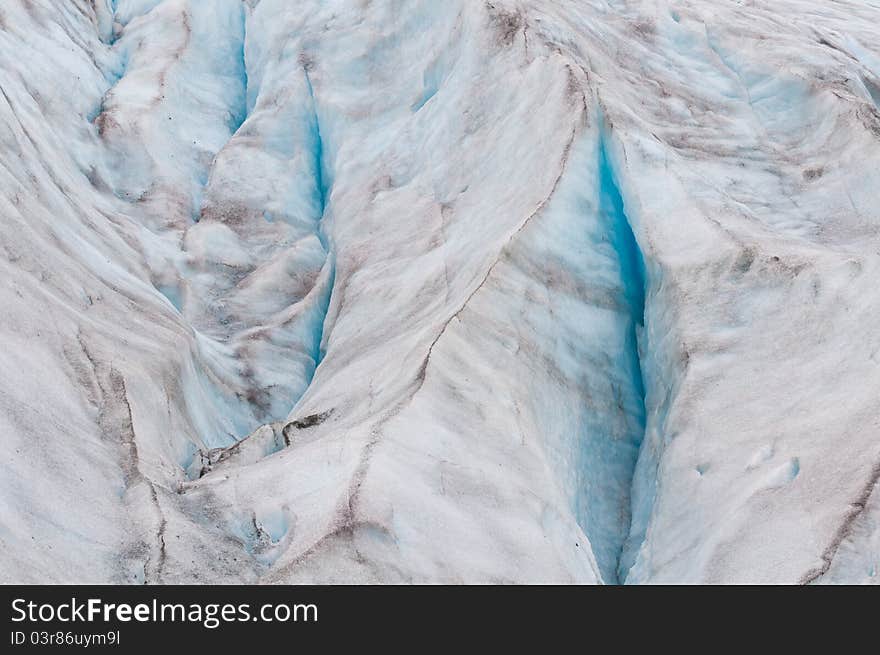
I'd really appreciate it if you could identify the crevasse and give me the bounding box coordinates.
[596,136,649,583]
[299,66,336,380]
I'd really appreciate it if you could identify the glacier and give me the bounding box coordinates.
[0,0,879,584]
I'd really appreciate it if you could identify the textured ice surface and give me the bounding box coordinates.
[1,0,879,583]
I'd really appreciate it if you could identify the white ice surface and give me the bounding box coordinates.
[1,0,879,583]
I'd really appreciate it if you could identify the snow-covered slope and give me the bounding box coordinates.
[1,0,878,583]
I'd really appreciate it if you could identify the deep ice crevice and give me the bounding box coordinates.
[582,133,649,584]
[298,65,335,378]
[599,136,649,585]
[304,68,330,223]
[229,3,250,135]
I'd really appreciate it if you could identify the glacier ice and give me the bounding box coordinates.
[1,0,879,584]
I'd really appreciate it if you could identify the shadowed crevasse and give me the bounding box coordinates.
[229,2,249,134]
[591,136,648,584]
[299,66,336,387]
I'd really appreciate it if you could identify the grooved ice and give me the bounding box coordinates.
[1,0,879,584]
